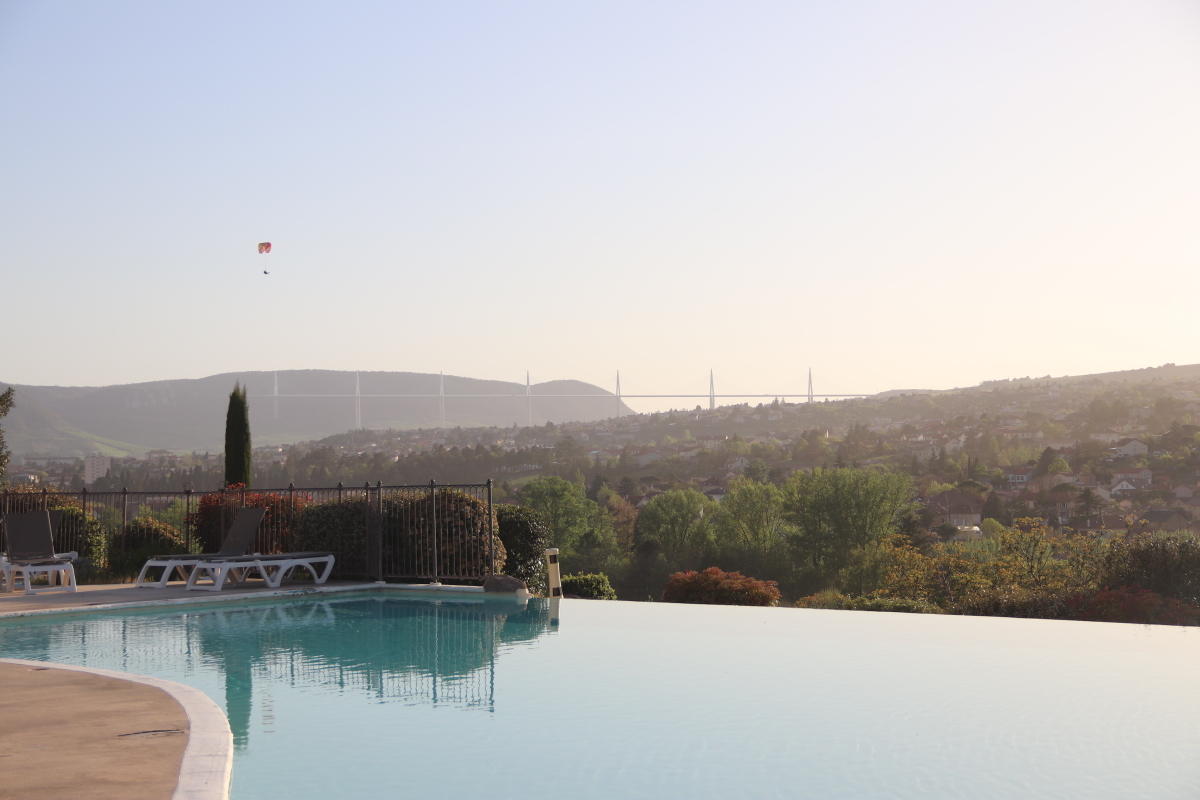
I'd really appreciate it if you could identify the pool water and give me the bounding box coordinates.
[1,592,1198,799]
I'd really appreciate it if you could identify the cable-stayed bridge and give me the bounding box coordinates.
[255,369,871,430]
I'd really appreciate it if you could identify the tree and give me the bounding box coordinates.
[1033,447,1057,477]
[518,476,595,554]
[0,387,12,484]
[1046,457,1071,474]
[224,382,252,488]
[785,468,915,576]
[636,489,715,565]
[743,458,771,483]
[1075,487,1104,526]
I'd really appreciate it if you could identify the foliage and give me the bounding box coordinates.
[187,486,308,554]
[108,517,186,576]
[291,489,503,580]
[795,591,941,614]
[561,572,618,600]
[1076,585,1200,626]
[785,468,915,578]
[662,567,780,606]
[224,382,252,488]
[518,476,596,555]
[496,504,552,595]
[1102,534,1200,606]
[947,587,1079,620]
[0,386,12,484]
[636,489,715,566]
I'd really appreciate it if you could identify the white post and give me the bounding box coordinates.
[545,547,562,598]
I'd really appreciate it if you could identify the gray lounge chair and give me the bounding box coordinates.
[134,507,268,588]
[0,511,78,595]
[184,550,335,592]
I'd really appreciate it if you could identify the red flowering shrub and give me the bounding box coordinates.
[662,567,781,606]
[1075,585,1200,626]
[187,485,310,554]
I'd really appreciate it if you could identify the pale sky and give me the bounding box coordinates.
[3,1,1199,413]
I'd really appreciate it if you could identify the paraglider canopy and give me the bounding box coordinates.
[258,242,272,254]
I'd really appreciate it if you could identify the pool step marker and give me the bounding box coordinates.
[546,548,562,598]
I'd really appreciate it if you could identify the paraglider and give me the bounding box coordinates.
[258,242,272,254]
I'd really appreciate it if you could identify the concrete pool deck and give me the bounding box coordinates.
[0,660,224,799]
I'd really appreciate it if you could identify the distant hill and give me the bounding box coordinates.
[0,370,634,457]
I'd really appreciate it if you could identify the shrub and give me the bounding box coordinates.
[187,486,307,554]
[496,504,552,595]
[1077,585,1200,626]
[947,587,1079,620]
[561,572,617,600]
[107,517,187,577]
[291,490,504,580]
[662,567,780,606]
[796,591,941,614]
[1102,534,1200,606]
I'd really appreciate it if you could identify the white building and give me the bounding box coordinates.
[84,453,111,485]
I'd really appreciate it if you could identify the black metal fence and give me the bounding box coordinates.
[0,480,496,584]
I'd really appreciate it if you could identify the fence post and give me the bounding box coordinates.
[429,479,439,584]
[184,488,192,552]
[121,487,129,554]
[376,481,384,581]
[364,481,382,582]
[486,478,494,577]
[219,487,226,544]
[337,482,344,504]
[41,486,48,511]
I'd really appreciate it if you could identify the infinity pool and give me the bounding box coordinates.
[1,592,1198,798]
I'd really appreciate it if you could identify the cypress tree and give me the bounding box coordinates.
[224,382,252,488]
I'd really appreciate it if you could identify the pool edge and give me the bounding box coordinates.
[0,657,234,800]
[0,581,498,620]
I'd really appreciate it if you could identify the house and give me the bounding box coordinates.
[1113,438,1148,457]
[1088,431,1123,444]
[1135,509,1190,532]
[1172,485,1196,500]
[1111,467,1152,486]
[634,451,664,468]
[1030,472,1078,492]
[1002,466,1034,486]
[727,456,750,472]
[926,490,983,528]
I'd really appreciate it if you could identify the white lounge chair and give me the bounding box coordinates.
[134,507,268,588]
[0,511,78,595]
[184,551,335,592]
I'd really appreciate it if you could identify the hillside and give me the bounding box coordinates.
[0,370,633,457]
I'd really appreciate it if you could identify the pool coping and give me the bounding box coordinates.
[0,581,506,621]
[0,657,234,800]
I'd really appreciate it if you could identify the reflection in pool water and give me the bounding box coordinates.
[1,594,1198,799]
[0,593,554,748]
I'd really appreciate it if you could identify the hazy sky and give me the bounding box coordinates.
[3,1,1199,412]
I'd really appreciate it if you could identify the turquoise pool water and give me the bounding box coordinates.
[1,592,1198,798]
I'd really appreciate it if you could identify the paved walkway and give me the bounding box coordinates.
[0,580,369,615]
[0,662,189,799]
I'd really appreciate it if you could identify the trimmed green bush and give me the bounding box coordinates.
[662,567,780,606]
[496,504,552,595]
[947,587,1079,620]
[561,572,617,600]
[108,517,186,577]
[796,591,941,614]
[291,490,504,579]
